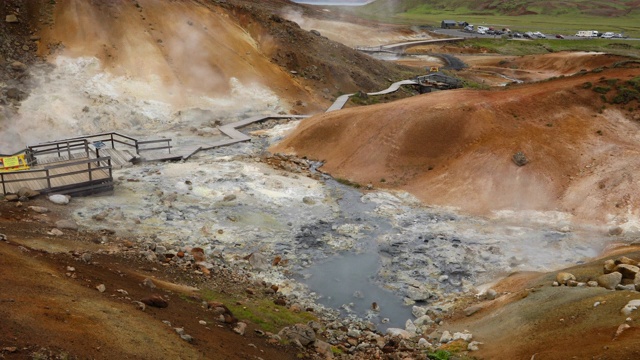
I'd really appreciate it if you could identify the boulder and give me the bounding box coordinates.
[556,272,576,285]
[248,252,269,271]
[5,194,19,201]
[17,187,39,198]
[620,299,640,316]
[485,288,498,300]
[439,330,452,343]
[464,304,483,317]
[597,272,622,290]
[55,219,78,230]
[406,286,430,302]
[512,151,528,166]
[635,272,640,292]
[10,61,27,72]
[49,194,70,205]
[614,264,639,280]
[618,256,638,266]
[278,324,316,347]
[385,328,411,339]
[140,295,168,308]
[608,227,624,236]
[603,259,617,274]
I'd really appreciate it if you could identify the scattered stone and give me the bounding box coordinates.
[615,323,630,338]
[81,252,92,263]
[55,219,78,230]
[587,281,599,287]
[141,295,168,308]
[556,272,576,285]
[248,252,269,271]
[27,205,49,214]
[49,194,70,205]
[439,330,452,343]
[48,228,64,236]
[190,247,205,262]
[621,300,640,316]
[453,332,473,342]
[222,194,236,202]
[608,227,624,236]
[406,286,430,301]
[278,324,316,347]
[417,338,432,348]
[199,320,207,325]
[386,328,411,339]
[314,340,333,358]
[618,256,637,265]
[464,304,483,317]
[142,278,157,289]
[96,284,106,293]
[17,187,39,198]
[5,14,18,23]
[310,29,321,36]
[132,301,146,311]
[635,273,640,291]
[468,341,483,351]
[597,272,622,290]
[5,194,19,201]
[485,288,498,300]
[616,284,635,291]
[512,151,528,166]
[302,196,316,205]
[233,322,247,335]
[180,334,193,343]
[614,264,640,279]
[594,301,601,307]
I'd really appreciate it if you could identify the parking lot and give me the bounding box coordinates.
[432,28,637,41]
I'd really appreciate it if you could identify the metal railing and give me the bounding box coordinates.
[29,132,172,156]
[0,156,113,195]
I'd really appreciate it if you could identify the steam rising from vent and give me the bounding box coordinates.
[0,56,282,153]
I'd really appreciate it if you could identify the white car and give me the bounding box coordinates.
[602,32,614,39]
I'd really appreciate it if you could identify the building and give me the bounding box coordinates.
[441,20,457,29]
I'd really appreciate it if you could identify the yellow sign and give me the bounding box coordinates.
[2,156,19,167]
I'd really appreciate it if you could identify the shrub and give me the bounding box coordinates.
[593,86,611,94]
[427,350,451,360]
[612,87,640,104]
[582,82,592,89]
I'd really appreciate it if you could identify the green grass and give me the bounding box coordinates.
[201,289,317,333]
[457,38,640,56]
[346,1,640,38]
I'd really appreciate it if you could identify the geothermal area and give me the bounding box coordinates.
[1,0,640,359]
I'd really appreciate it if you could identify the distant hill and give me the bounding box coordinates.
[361,0,640,17]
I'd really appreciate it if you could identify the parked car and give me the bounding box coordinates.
[533,31,546,38]
[602,32,614,39]
[511,32,523,38]
[555,34,565,39]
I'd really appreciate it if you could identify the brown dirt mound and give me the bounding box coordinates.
[272,66,640,222]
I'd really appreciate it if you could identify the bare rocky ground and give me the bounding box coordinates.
[3,0,640,359]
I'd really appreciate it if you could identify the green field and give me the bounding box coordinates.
[459,38,640,57]
[347,0,640,38]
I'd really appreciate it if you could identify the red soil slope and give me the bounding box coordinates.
[273,66,640,223]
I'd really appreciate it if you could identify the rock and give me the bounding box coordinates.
[248,252,269,271]
[485,288,498,300]
[635,273,640,291]
[615,323,630,338]
[385,328,411,339]
[0,233,7,241]
[233,322,247,335]
[17,187,39,198]
[468,341,483,351]
[278,324,316,347]
[314,340,334,358]
[180,334,193,343]
[616,284,635,291]
[190,247,205,262]
[620,300,640,316]
[96,284,106,293]
[28,206,49,213]
[512,151,528,166]
[603,259,617,274]
[453,332,473,342]
[30,35,41,41]
[5,194,19,201]
[556,272,576,285]
[597,272,622,290]
[414,314,433,327]
[141,295,168,308]
[302,196,316,205]
[5,14,18,23]
[412,306,427,318]
[347,329,361,338]
[47,228,64,236]
[81,253,92,263]
[417,338,432,348]
[55,219,78,230]
[615,264,640,279]
[608,226,624,236]
[142,278,157,289]
[310,29,321,36]
[464,304,483,317]
[49,194,70,205]
[405,320,417,334]
[406,286,430,301]
[587,281,599,287]
[618,256,637,265]
[439,330,452,343]
[222,194,236,202]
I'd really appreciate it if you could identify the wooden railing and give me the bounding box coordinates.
[0,156,113,195]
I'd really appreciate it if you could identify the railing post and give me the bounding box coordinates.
[56,143,61,157]
[46,169,51,190]
[135,140,139,155]
[88,160,93,182]
[111,133,115,149]
[1,173,5,195]
[67,141,71,159]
